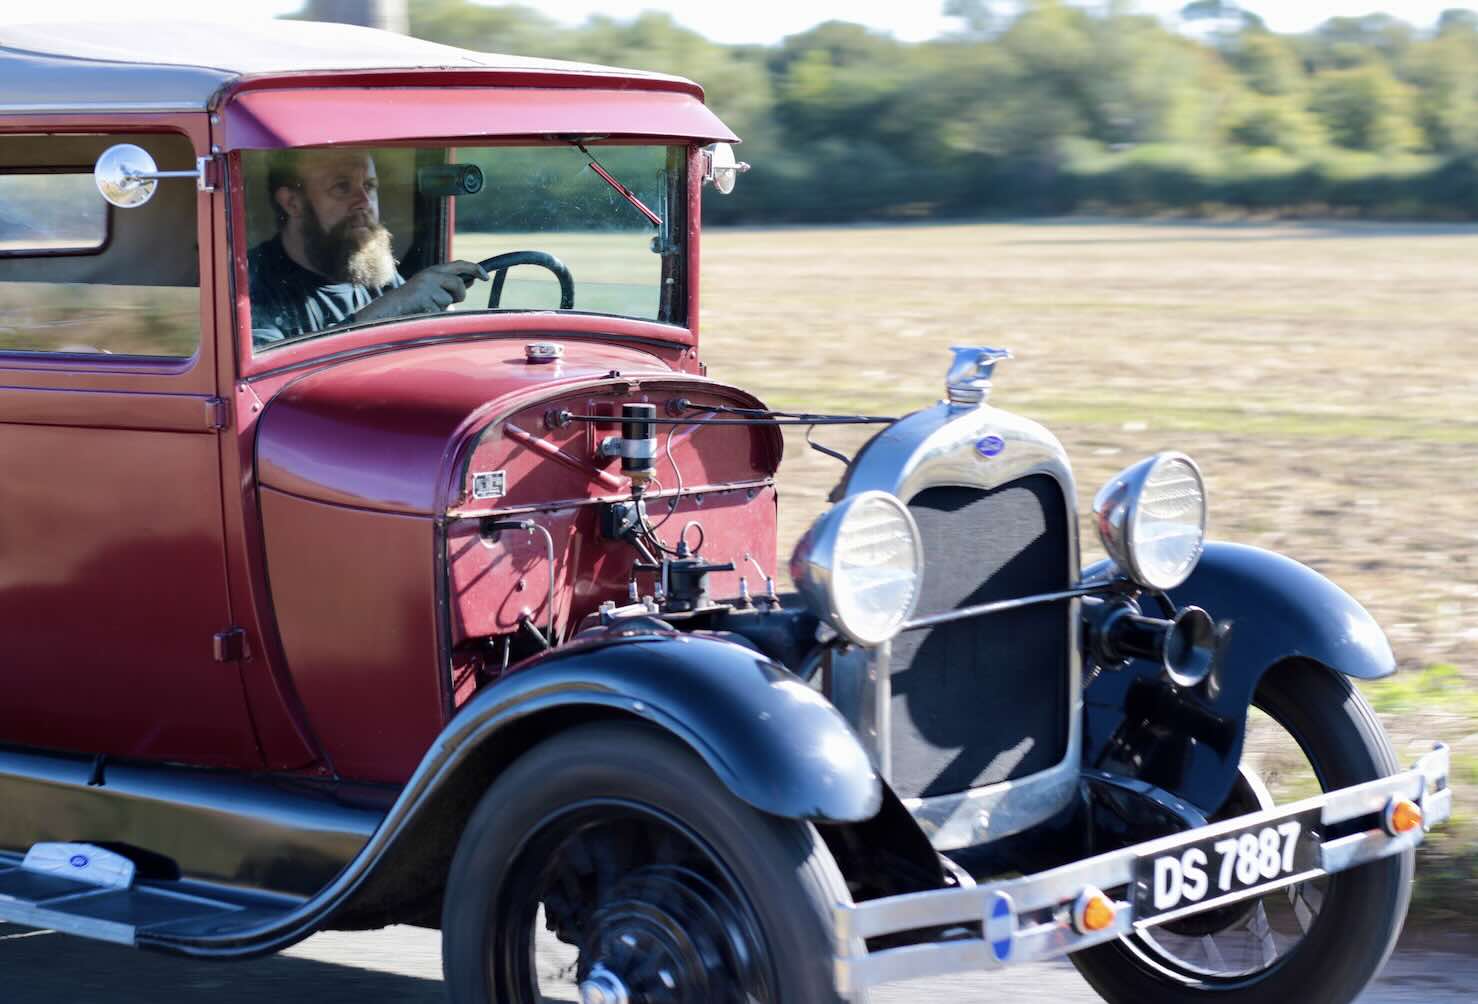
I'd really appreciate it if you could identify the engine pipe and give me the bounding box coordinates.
[482,519,557,643]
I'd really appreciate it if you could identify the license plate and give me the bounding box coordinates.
[1132,807,1323,923]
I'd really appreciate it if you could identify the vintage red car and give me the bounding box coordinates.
[0,18,1453,1004]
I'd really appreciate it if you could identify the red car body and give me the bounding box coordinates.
[0,21,766,782]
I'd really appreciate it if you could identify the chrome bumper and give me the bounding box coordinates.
[834,743,1451,995]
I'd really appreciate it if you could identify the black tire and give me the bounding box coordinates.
[441,719,859,1004]
[1070,660,1412,1004]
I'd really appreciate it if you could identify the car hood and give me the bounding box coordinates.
[255,337,691,515]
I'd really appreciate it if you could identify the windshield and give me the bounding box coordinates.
[243,143,686,352]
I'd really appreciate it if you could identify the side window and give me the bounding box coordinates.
[0,133,201,359]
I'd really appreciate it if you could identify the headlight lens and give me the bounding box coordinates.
[1093,452,1206,591]
[790,491,923,646]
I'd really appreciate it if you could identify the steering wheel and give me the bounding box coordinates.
[477,251,575,310]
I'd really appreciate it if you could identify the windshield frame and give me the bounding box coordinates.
[230,138,703,380]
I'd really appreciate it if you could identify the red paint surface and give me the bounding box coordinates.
[456,386,782,513]
[0,422,262,766]
[223,88,737,151]
[256,338,692,515]
[258,488,444,782]
[220,66,707,106]
[0,115,265,767]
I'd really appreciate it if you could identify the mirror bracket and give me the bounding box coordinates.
[95,144,215,208]
[701,143,750,195]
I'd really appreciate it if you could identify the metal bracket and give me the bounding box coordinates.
[204,396,228,431]
[213,627,246,663]
[195,155,220,193]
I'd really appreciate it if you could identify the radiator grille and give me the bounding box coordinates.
[887,476,1072,801]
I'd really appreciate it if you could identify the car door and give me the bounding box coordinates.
[0,125,261,768]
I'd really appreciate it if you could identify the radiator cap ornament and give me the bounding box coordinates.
[946,346,1011,408]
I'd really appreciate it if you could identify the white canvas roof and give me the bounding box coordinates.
[0,20,692,113]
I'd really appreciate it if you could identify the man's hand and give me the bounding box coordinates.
[354,261,490,322]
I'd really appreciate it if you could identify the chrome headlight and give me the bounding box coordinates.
[1093,452,1207,591]
[790,491,924,647]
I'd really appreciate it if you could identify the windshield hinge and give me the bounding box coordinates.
[213,627,246,663]
[650,233,682,257]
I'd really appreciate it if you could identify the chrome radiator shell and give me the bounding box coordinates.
[839,399,1082,851]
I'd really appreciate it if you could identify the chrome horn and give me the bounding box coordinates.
[1096,602,1221,689]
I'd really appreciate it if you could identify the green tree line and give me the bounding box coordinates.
[393,0,1478,221]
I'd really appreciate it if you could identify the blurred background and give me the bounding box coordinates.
[292,0,1478,222]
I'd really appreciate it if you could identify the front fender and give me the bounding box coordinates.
[139,631,880,958]
[1084,541,1395,813]
[455,631,882,822]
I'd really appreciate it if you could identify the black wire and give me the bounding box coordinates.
[692,403,898,423]
[805,424,853,465]
[556,412,896,427]
[647,406,717,534]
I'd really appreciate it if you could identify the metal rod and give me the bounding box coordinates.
[521,520,558,644]
[554,411,896,427]
[899,584,1112,632]
[485,518,558,643]
[505,422,626,490]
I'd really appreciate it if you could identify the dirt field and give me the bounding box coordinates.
[696,219,1478,894]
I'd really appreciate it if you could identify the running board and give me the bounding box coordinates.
[0,847,301,946]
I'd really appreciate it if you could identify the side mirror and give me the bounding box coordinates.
[701,143,750,195]
[94,144,205,208]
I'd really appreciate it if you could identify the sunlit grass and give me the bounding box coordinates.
[1361,665,1478,720]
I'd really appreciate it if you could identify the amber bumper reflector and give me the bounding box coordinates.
[1384,798,1424,836]
[1073,887,1117,934]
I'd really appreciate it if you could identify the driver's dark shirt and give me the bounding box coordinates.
[248,235,403,345]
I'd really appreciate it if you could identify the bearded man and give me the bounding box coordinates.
[249,149,487,344]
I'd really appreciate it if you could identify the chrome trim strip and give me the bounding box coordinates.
[844,397,1083,850]
[833,743,1451,994]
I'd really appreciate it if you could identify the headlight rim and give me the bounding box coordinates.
[790,489,924,648]
[1093,450,1207,592]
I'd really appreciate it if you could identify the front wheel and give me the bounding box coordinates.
[1070,659,1412,1004]
[441,720,858,1004]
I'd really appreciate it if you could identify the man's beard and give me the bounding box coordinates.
[301,204,397,289]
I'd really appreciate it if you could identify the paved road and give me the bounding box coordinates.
[3,923,1475,1002]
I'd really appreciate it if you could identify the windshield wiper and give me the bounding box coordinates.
[575,143,662,228]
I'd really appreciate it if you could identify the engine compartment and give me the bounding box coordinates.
[446,379,792,703]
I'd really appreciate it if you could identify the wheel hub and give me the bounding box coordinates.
[578,865,765,1004]
[578,964,630,1004]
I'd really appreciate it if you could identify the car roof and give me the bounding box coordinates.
[0,20,698,114]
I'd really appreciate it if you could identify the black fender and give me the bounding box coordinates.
[450,630,884,822]
[140,630,881,957]
[1083,541,1395,815]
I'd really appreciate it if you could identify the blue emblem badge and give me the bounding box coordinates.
[976,435,1006,459]
[69,854,89,869]
[985,891,1015,963]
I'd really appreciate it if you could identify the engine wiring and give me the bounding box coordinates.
[604,400,891,565]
